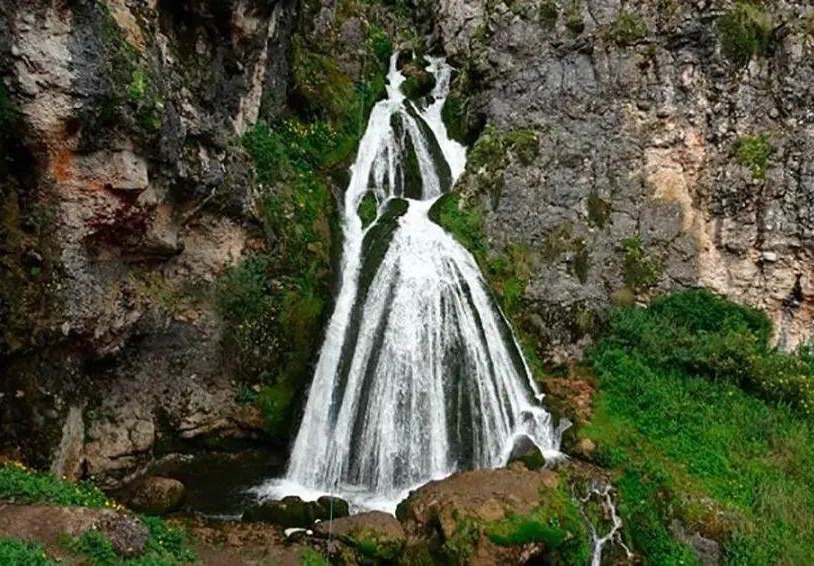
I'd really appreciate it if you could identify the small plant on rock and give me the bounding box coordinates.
[611,10,648,45]
[734,134,772,180]
[719,1,776,64]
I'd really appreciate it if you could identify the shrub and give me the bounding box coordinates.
[565,0,585,34]
[539,0,558,30]
[734,134,772,180]
[719,2,775,64]
[611,11,648,45]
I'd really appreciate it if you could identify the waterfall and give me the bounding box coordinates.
[255,55,562,512]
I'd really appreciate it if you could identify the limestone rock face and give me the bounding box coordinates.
[0,0,291,483]
[430,0,814,360]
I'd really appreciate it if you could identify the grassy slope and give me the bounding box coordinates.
[583,291,814,564]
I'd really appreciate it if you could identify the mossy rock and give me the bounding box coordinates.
[400,59,436,100]
[242,495,349,527]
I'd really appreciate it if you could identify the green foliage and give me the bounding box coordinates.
[429,193,487,258]
[719,2,775,64]
[587,290,814,563]
[734,134,772,180]
[299,547,326,565]
[485,487,590,562]
[231,19,393,437]
[621,236,661,293]
[565,0,585,34]
[539,0,559,30]
[357,193,378,228]
[64,516,195,565]
[0,538,54,566]
[0,463,109,508]
[610,10,648,45]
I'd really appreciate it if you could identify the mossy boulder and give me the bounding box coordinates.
[507,435,546,471]
[314,511,406,560]
[400,59,436,100]
[125,477,185,515]
[242,495,349,528]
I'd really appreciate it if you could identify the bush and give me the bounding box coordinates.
[611,11,648,45]
[601,289,813,416]
[734,134,772,180]
[719,2,775,64]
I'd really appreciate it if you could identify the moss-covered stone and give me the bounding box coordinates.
[400,58,436,100]
[357,192,378,228]
[587,193,612,228]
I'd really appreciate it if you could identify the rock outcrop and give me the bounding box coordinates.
[431,0,814,362]
[0,0,293,484]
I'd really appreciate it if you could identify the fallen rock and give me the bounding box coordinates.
[242,495,349,528]
[126,476,185,515]
[97,513,150,557]
[314,511,405,560]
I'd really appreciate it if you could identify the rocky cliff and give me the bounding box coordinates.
[431,0,814,364]
[2,0,813,494]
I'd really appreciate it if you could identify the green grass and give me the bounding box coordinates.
[0,538,54,566]
[299,547,326,565]
[0,463,109,508]
[64,516,195,565]
[734,134,772,180]
[585,290,814,564]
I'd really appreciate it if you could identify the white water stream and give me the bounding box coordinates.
[255,55,563,513]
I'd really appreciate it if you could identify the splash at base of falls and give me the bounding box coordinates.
[253,55,564,514]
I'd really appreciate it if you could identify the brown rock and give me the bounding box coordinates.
[126,476,185,515]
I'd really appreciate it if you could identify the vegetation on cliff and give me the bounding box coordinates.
[585,290,814,564]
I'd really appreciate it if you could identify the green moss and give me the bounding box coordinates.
[353,529,403,561]
[734,134,772,180]
[610,10,648,45]
[504,129,539,166]
[357,193,378,228]
[586,290,814,562]
[539,0,559,30]
[440,516,478,563]
[719,2,775,65]
[441,94,471,146]
[368,25,392,63]
[0,538,54,566]
[400,59,437,100]
[485,486,590,563]
[621,236,661,294]
[565,0,585,34]
[465,124,540,205]
[586,194,612,228]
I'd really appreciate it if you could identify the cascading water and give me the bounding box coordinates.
[255,55,563,512]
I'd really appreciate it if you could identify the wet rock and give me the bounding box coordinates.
[242,495,350,528]
[314,511,406,559]
[671,519,721,566]
[507,435,545,470]
[126,477,186,515]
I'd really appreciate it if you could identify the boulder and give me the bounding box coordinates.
[314,511,406,560]
[242,495,349,528]
[126,476,185,515]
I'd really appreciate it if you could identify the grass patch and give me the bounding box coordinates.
[0,538,54,566]
[734,134,772,180]
[565,0,585,34]
[719,2,776,65]
[539,0,559,30]
[0,462,109,508]
[299,547,326,565]
[585,290,814,563]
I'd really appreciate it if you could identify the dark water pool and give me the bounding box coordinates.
[143,450,285,519]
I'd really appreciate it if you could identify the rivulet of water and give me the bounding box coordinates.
[254,55,562,513]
